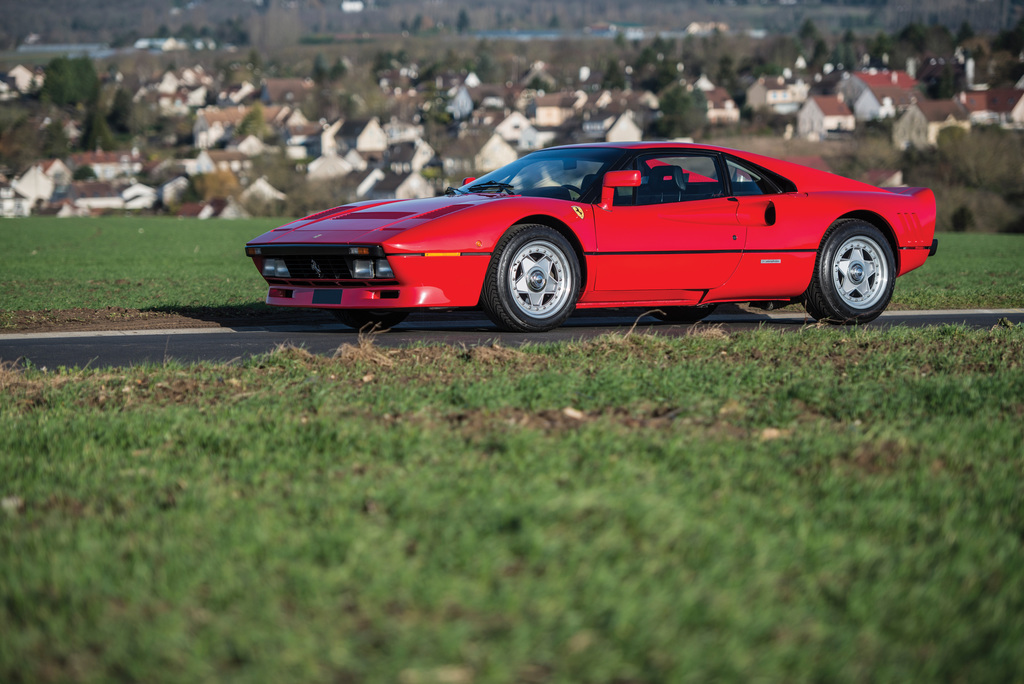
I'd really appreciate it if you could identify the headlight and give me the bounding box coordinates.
[261,258,291,277]
[375,259,394,278]
[352,259,374,279]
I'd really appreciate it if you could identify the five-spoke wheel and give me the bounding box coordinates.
[482,224,580,332]
[803,220,895,324]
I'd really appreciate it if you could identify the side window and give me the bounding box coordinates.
[727,159,777,196]
[633,155,725,206]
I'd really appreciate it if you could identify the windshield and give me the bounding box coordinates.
[458,148,622,201]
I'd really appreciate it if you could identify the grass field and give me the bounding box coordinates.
[2,326,1024,682]
[1,218,1023,321]
[2,217,1023,682]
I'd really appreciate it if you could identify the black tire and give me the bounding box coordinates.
[482,224,581,332]
[652,304,718,323]
[803,219,895,324]
[330,309,409,331]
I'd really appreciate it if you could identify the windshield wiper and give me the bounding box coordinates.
[467,181,515,195]
[444,186,465,196]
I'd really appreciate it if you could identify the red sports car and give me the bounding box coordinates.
[245,142,937,332]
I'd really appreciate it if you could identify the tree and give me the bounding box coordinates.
[312,54,328,85]
[601,59,627,90]
[329,58,347,82]
[40,57,99,108]
[237,103,266,140]
[457,9,470,34]
[81,102,114,152]
[655,85,705,139]
[107,88,134,135]
[73,165,96,181]
[41,121,70,158]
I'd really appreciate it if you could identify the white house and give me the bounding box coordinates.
[241,177,287,204]
[0,183,32,217]
[797,95,856,141]
[12,165,55,206]
[122,183,158,210]
[159,176,190,206]
[475,133,519,173]
[746,76,809,114]
[361,171,434,200]
[71,181,124,211]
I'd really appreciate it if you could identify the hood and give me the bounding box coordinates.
[250,196,485,245]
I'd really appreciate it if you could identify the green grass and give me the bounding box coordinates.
[0,218,1022,317]
[892,232,1024,310]
[2,326,1023,682]
[0,217,278,313]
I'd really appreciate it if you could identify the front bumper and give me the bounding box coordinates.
[260,254,491,310]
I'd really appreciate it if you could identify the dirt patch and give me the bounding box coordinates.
[1,306,336,334]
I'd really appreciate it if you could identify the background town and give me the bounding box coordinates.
[1,0,1023,233]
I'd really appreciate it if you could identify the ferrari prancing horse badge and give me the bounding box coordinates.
[572,206,585,220]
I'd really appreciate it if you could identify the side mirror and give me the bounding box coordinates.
[600,170,641,210]
[462,177,476,186]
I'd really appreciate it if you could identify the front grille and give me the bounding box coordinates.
[282,255,352,279]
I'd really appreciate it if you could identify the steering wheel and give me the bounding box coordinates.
[560,184,581,200]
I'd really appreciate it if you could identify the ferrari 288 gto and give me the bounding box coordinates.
[244,142,937,332]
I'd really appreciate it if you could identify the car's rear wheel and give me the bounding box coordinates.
[652,304,718,323]
[803,220,895,324]
[482,224,580,332]
[331,309,409,331]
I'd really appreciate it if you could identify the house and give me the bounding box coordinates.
[444,130,519,178]
[387,139,436,174]
[704,87,740,125]
[205,150,251,175]
[337,117,388,156]
[261,78,314,106]
[494,111,536,148]
[217,81,257,106]
[837,70,919,121]
[241,177,287,204]
[6,64,43,93]
[70,149,143,180]
[0,183,32,217]
[796,95,856,141]
[851,84,918,121]
[70,181,124,212]
[746,75,809,114]
[474,133,519,173]
[383,117,425,145]
[893,99,971,150]
[307,154,355,181]
[581,109,643,142]
[361,170,434,201]
[533,91,587,128]
[234,134,267,158]
[605,111,643,142]
[159,176,190,206]
[521,61,557,91]
[446,85,475,121]
[13,164,55,206]
[193,106,249,149]
[958,88,1024,127]
[177,197,249,219]
[121,183,158,210]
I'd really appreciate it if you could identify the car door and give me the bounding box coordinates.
[591,152,746,292]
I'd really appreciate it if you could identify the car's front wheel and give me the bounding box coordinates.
[482,224,580,332]
[803,220,895,324]
[331,309,409,331]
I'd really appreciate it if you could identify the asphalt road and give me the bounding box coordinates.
[2,308,1022,370]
